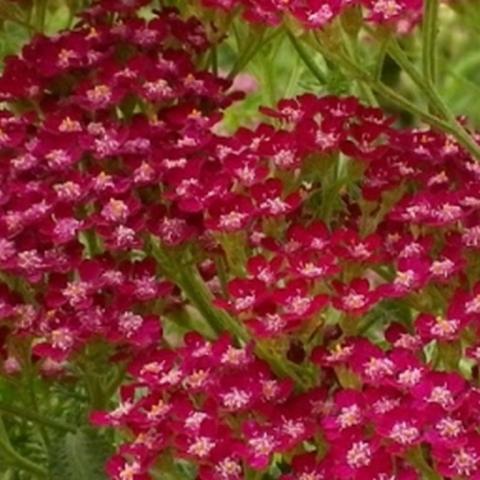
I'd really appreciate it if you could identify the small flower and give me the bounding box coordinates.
[415,313,464,343]
[346,441,372,469]
[322,390,365,439]
[333,279,378,316]
[242,422,279,470]
[433,433,480,479]
[101,199,130,224]
[413,372,467,411]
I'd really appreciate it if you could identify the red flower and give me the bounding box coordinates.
[206,194,254,233]
[217,278,267,314]
[105,455,150,480]
[415,313,466,343]
[322,389,366,440]
[378,256,430,299]
[240,421,280,470]
[332,435,394,480]
[412,371,467,412]
[374,406,424,454]
[333,278,378,316]
[273,279,328,320]
[251,179,302,218]
[432,433,480,479]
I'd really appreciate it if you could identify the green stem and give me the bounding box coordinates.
[36,0,48,33]
[287,31,326,84]
[386,38,437,101]
[407,447,442,480]
[246,469,263,480]
[23,354,51,451]
[0,13,35,33]
[179,266,309,390]
[65,0,76,29]
[0,402,74,433]
[228,29,283,80]
[311,38,449,129]
[3,468,14,480]
[374,33,390,82]
[214,256,229,297]
[0,417,48,478]
[176,264,229,337]
[228,34,263,80]
[423,0,439,86]
[104,365,127,400]
[211,44,218,75]
[149,238,309,390]
[387,38,480,161]
[312,33,480,161]
[284,53,302,98]
[82,370,108,410]
[340,27,377,105]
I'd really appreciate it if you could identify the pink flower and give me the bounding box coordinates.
[378,256,430,298]
[322,389,366,439]
[240,421,280,470]
[375,406,424,454]
[206,194,254,233]
[105,454,150,480]
[273,279,328,320]
[332,228,382,264]
[413,371,467,412]
[433,433,480,479]
[288,251,339,280]
[229,73,259,95]
[333,278,378,316]
[217,278,267,314]
[332,435,394,480]
[415,313,465,343]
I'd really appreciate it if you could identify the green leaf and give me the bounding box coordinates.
[49,427,112,480]
[0,469,14,480]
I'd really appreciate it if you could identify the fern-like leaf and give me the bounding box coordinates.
[49,427,112,480]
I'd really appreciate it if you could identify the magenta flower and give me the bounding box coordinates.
[432,433,480,479]
[333,278,379,316]
[374,406,424,454]
[412,371,467,412]
[332,435,394,479]
[415,312,466,343]
[322,389,366,439]
[105,455,151,480]
[240,421,280,470]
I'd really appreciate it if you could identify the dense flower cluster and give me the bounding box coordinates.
[0,1,240,371]
[202,0,423,31]
[90,89,480,478]
[1,0,480,479]
[95,332,480,479]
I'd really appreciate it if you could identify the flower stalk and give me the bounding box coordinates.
[423,0,440,87]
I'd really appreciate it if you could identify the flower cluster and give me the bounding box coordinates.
[202,0,422,31]
[96,330,480,479]
[0,1,237,371]
[1,0,480,479]
[96,92,480,477]
[93,333,298,479]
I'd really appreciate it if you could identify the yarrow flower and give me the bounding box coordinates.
[2,1,480,480]
[201,0,422,31]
